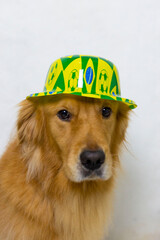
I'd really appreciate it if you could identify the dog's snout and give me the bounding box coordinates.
[80,150,105,171]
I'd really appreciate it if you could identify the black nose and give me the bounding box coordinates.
[80,150,105,171]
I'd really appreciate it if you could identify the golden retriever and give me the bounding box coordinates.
[0,94,130,240]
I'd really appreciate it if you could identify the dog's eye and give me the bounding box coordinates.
[57,109,71,121]
[102,107,112,118]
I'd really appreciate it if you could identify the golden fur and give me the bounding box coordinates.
[0,95,130,240]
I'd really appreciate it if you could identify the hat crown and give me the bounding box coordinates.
[44,55,121,98]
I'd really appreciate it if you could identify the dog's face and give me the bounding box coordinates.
[44,95,118,182]
[17,95,130,183]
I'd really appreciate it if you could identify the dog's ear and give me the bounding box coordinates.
[116,102,131,142]
[17,99,44,145]
[17,99,45,180]
[111,102,131,153]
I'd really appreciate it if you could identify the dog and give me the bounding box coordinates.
[0,94,130,240]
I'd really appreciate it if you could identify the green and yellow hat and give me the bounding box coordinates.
[27,55,137,109]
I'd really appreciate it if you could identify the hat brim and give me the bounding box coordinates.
[26,90,137,109]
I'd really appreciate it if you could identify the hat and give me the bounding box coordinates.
[27,55,137,109]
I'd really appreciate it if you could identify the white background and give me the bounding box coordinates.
[0,0,160,239]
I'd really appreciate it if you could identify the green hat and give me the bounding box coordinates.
[27,55,137,109]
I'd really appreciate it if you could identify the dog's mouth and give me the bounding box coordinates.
[79,165,107,181]
[65,161,111,182]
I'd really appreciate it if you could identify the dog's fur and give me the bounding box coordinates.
[0,95,130,240]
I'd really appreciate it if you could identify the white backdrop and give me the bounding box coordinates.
[0,0,160,239]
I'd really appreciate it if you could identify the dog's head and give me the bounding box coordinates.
[17,95,130,183]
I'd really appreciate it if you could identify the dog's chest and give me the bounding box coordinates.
[53,191,112,240]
